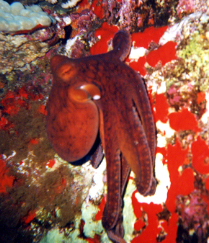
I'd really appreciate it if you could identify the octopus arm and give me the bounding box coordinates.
[104,30,132,62]
[132,73,156,164]
[90,141,104,168]
[99,108,131,241]
[119,112,154,196]
[102,145,122,230]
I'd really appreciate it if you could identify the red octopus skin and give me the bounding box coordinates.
[46,30,156,243]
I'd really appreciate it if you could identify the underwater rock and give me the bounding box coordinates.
[0,32,50,74]
[0,0,53,32]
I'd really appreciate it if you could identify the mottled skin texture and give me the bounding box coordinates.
[46,30,156,243]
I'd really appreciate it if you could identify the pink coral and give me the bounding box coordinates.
[177,0,207,18]
[176,190,209,241]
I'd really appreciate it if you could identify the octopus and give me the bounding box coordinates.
[46,30,156,243]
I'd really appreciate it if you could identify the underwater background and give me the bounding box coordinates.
[1,0,209,242]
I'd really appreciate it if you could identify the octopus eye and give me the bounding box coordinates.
[57,64,76,82]
[51,55,76,82]
[69,84,101,103]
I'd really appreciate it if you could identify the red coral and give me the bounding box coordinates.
[158,139,194,215]
[0,117,13,130]
[95,196,106,221]
[165,140,191,212]
[1,87,31,116]
[162,213,178,243]
[86,234,101,243]
[29,138,39,145]
[131,189,143,218]
[90,0,104,19]
[196,91,206,104]
[132,26,168,49]
[146,41,177,67]
[46,159,56,168]
[38,104,47,116]
[128,56,147,76]
[191,136,209,174]
[153,93,169,123]
[168,108,200,132]
[155,140,195,242]
[131,193,163,243]
[22,210,36,224]
[18,87,29,99]
[175,168,194,196]
[128,26,176,75]
[90,25,176,76]
[134,218,145,231]
[167,140,189,180]
[1,92,20,115]
[0,158,15,193]
[90,23,118,55]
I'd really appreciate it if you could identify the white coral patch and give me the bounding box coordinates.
[0,17,9,31]
[61,0,81,9]
[159,12,207,45]
[0,0,10,12]
[129,46,147,61]
[19,9,31,17]
[46,0,58,4]
[10,2,24,15]
[63,16,71,25]
[26,5,43,13]
[0,0,52,32]
[88,159,106,201]
[135,153,171,204]
[65,35,79,56]
[156,120,175,146]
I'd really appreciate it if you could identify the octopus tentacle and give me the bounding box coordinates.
[116,101,153,196]
[131,103,154,195]
[102,149,122,230]
[132,73,156,164]
[104,30,132,61]
[102,150,130,243]
[107,227,126,243]
[90,142,104,168]
[121,155,131,195]
[107,155,131,242]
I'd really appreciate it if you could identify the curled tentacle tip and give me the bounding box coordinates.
[112,29,132,61]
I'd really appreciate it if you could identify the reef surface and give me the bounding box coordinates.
[1,0,209,242]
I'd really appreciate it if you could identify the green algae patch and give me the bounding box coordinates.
[177,32,209,92]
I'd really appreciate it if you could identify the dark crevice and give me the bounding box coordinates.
[62,25,73,45]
